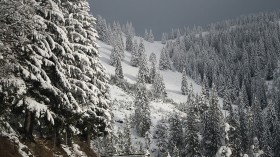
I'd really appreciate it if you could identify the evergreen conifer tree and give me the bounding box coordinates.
[96,15,107,42]
[181,68,189,95]
[144,29,149,41]
[252,97,265,146]
[169,111,184,155]
[266,101,280,156]
[159,48,171,70]
[155,117,169,157]
[116,128,125,154]
[148,29,154,43]
[130,40,139,67]
[202,85,224,157]
[126,32,133,52]
[124,115,132,154]
[152,71,166,99]
[162,33,167,44]
[115,56,124,79]
[149,52,157,63]
[137,52,150,84]
[238,92,251,153]
[0,0,112,145]
[185,101,201,157]
[134,85,151,137]
[110,41,121,66]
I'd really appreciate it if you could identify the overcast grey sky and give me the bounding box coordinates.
[89,0,280,39]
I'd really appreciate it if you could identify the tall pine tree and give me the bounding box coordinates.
[134,85,151,137]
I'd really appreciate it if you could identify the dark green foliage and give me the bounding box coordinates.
[169,112,184,155]
[201,85,224,157]
[181,68,188,95]
[134,85,151,137]
[185,102,201,157]
[115,56,124,79]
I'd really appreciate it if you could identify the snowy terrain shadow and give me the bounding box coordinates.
[124,73,137,81]
[100,56,111,64]
[122,59,131,66]
[101,44,112,52]
[100,48,111,57]
[166,89,181,95]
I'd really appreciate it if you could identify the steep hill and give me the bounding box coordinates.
[95,36,225,156]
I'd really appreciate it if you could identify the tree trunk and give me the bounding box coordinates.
[86,131,91,146]
[24,109,31,135]
[29,112,35,139]
[23,110,35,142]
[65,129,67,146]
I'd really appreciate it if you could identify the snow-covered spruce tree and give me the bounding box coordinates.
[126,32,133,52]
[137,50,150,84]
[130,40,139,67]
[238,92,251,154]
[202,85,224,157]
[148,29,154,43]
[105,24,114,45]
[144,29,149,41]
[169,111,184,155]
[145,131,152,151]
[185,100,201,157]
[222,89,231,112]
[112,23,125,59]
[155,117,169,157]
[184,83,196,114]
[252,77,267,109]
[98,134,117,156]
[8,0,74,142]
[272,61,280,118]
[181,68,188,95]
[149,54,157,83]
[197,83,209,116]
[0,0,115,144]
[149,52,157,64]
[265,101,280,157]
[226,99,242,156]
[96,15,107,42]
[115,56,124,79]
[118,33,125,59]
[116,128,125,154]
[138,39,146,57]
[0,0,42,142]
[134,85,151,137]
[152,71,166,99]
[162,33,167,44]
[159,47,171,70]
[172,44,186,72]
[251,97,265,146]
[3,0,111,145]
[241,81,250,107]
[110,42,121,66]
[61,0,111,142]
[124,115,132,154]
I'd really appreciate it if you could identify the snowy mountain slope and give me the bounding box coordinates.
[97,36,225,156]
[98,36,206,104]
